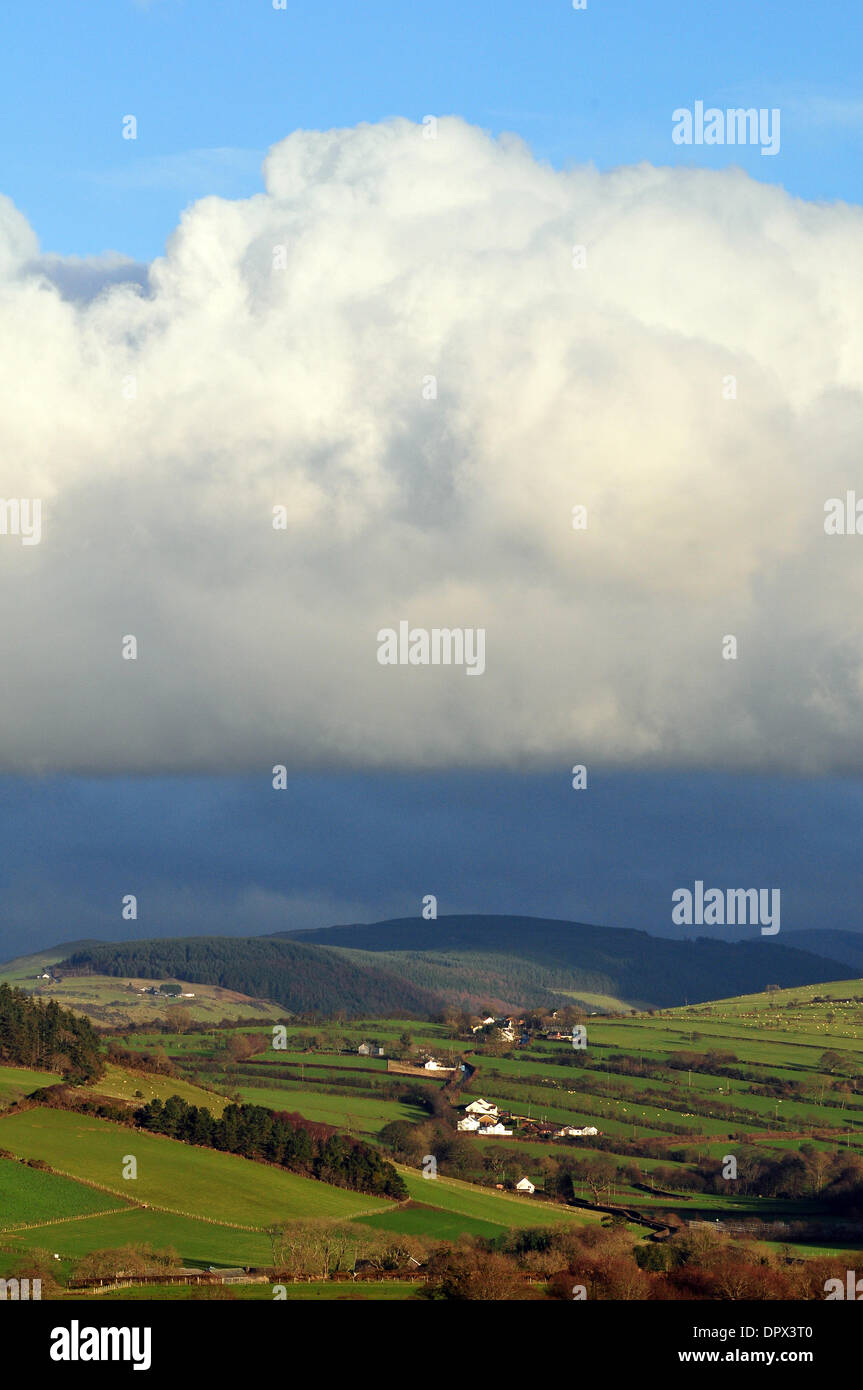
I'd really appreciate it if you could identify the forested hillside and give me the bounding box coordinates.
[50,916,859,1016]
[280,916,856,1010]
[0,982,102,1081]
[57,936,441,1018]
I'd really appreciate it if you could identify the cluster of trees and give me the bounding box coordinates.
[0,982,102,1082]
[264,1220,426,1280]
[421,1223,855,1301]
[105,1040,178,1077]
[661,1145,863,1204]
[59,938,439,1018]
[134,1095,408,1199]
[70,1244,181,1285]
[19,1220,859,1301]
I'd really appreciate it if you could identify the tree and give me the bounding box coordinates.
[424,1245,527,1300]
[820,1050,848,1076]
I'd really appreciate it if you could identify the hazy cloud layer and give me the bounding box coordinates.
[1,118,862,775]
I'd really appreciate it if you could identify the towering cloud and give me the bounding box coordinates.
[1,118,862,774]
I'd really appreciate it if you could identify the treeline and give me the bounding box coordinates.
[58,937,441,1019]
[0,982,102,1082]
[105,1040,178,1077]
[653,1144,863,1205]
[14,1221,858,1301]
[134,1094,408,1200]
[422,1223,853,1300]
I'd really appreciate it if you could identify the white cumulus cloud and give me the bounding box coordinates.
[1,117,862,775]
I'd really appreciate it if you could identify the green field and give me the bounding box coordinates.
[0,1108,396,1226]
[396,1168,596,1228]
[5,972,863,1291]
[0,1156,133,1227]
[355,1203,504,1241]
[234,1084,427,1134]
[82,1063,231,1117]
[56,1279,422,1301]
[0,1207,277,1267]
[0,1064,62,1105]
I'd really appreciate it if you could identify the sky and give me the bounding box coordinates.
[3,771,863,956]
[4,0,863,262]
[1,0,862,960]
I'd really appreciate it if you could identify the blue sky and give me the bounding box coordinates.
[4,0,863,261]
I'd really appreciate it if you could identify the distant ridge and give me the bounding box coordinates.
[5,915,856,1018]
[275,913,858,1011]
[765,929,863,973]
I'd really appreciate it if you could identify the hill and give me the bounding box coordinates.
[773,929,863,973]
[52,935,442,1019]
[5,917,857,1023]
[0,948,290,1027]
[277,915,857,1010]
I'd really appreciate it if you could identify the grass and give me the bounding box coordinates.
[55,1280,422,1301]
[0,1064,62,1105]
[395,1168,598,1230]
[234,1084,427,1134]
[0,1108,396,1226]
[7,973,863,1274]
[81,1063,231,1116]
[0,1157,133,1227]
[0,949,287,1027]
[355,1202,504,1241]
[0,1207,276,1267]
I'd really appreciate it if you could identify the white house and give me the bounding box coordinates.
[458,1113,511,1136]
[423,1058,444,1070]
[465,1098,499,1117]
[557,1125,600,1138]
[515,1177,536,1194]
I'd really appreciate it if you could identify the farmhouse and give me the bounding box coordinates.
[515,1177,536,1194]
[457,1098,512,1135]
[458,1108,512,1136]
[464,1098,499,1117]
[357,1043,385,1057]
